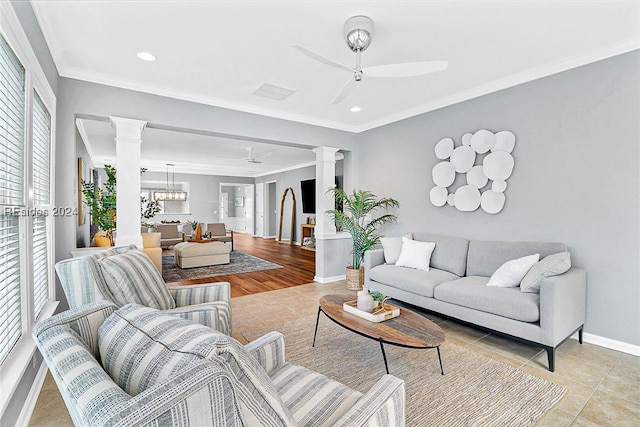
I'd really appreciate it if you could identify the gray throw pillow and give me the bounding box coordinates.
[520,252,571,293]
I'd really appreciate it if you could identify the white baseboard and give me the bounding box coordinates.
[16,362,48,427]
[572,332,640,356]
[314,275,346,284]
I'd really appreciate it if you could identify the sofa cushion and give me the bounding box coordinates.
[369,265,459,298]
[412,232,469,277]
[88,248,176,310]
[486,254,539,288]
[434,276,541,322]
[270,362,362,427]
[98,304,295,426]
[466,240,567,277]
[521,252,572,293]
[380,233,412,264]
[395,237,435,271]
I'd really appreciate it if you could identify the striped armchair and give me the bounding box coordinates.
[55,246,231,335]
[34,302,406,427]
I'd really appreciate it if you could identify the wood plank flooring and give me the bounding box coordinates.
[167,233,316,297]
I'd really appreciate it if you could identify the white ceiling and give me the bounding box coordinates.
[34,1,640,176]
[76,118,320,177]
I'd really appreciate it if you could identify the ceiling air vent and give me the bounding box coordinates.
[252,83,296,101]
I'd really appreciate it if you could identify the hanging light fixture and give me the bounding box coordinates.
[154,164,187,202]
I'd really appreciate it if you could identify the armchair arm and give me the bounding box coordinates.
[167,303,231,335]
[244,332,286,375]
[333,375,405,427]
[539,267,587,346]
[167,281,231,306]
[103,361,242,426]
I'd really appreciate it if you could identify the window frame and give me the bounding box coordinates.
[0,1,57,416]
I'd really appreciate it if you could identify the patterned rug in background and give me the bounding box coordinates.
[243,316,567,427]
[162,251,282,282]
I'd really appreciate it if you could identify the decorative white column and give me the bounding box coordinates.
[110,116,147,248]
[312,146,339,237]
[312,146,352,283]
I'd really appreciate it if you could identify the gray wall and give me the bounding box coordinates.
[357,51,640,346]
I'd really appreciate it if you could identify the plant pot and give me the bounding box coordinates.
[346,266,364,291]
[94,231,113,247]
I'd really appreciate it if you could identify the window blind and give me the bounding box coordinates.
[0,34,25,207]
[0,34,25,364]
[31,91,50,317]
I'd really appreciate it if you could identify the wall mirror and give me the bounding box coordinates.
[278,187,296,245]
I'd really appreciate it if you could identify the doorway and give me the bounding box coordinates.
[219,183,254,234]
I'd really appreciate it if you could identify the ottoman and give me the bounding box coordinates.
[174,241,231,268]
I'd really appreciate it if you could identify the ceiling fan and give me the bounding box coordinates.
[245,147,262,164]
[291,15,448,105]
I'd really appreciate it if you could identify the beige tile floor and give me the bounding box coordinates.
[30,281,640,426]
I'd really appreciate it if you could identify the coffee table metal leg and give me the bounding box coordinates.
[312,307,322,347]
[437,346,444,375]
[379,339,390,374]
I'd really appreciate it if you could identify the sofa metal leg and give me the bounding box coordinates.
[578,327,584,344]
[546,347,555,372]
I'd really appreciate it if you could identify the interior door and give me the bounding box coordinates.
[255,182,264,237]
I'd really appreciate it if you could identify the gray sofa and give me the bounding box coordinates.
[364,232,587,371]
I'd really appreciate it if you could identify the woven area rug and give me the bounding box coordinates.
[162,251,282,282]
[242,316,566,427]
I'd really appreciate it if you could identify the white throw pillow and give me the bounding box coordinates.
[395,237,435,271]
[380,233,413,264]
[486,254,540,288]
[521,252,571,293]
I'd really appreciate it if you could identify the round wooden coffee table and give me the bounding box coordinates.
[313,293,446,375]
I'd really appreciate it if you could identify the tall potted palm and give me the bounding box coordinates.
[326,188,399,290]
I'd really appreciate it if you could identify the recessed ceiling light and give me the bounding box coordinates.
[137,52,157,62]
[350,106,362,112]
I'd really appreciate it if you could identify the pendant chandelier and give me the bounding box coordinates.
[154,163,187,202]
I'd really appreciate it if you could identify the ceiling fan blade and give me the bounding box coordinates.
[290,44,354,73]
[332,77,357,105]
[363,61,448,78]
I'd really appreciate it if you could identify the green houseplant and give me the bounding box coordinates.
[82,164,117,246]
[326,188,399,290]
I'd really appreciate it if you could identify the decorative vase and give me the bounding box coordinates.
[357,287,377,312]
[195,223,202,240]
[346,266,364,291]
[94,231,112,247]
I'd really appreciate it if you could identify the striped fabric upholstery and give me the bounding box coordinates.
[99,304,296,426]
[332,375,406,427]
[89,248,176,310]
[169,281,231,306]
[54,246,132,308]
[245,331,286,375]
[270,363,363,427]
[168,302,230,334]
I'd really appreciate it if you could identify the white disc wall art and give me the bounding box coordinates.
[432,161,456,187]
[467,165,488,188]
[435,138,454,159]
[430,129,516,213]
[481,190,506,214]
[430,186,448,207]
[493,131,516,153]
[483,151,514,181]
[492,180,507,193]
[470,129,496,154]
[454,185,481,211]
[450,145,476,173]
